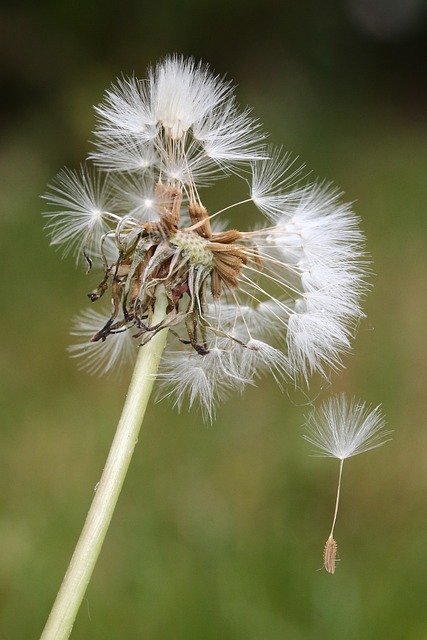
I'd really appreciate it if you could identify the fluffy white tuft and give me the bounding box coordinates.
[42,166,115,263]
[303,394,391,459]
[250,148,306,220]
[156,345,248,421]
[149,56,231,139]
[68,309,137,375]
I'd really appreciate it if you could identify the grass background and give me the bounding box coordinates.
[1,0,427,637]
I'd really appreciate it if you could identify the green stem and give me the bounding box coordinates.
[40,291,169,640]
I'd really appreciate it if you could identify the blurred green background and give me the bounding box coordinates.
[1,0,427,638]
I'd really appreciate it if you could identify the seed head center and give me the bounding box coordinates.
[170,229,214,268]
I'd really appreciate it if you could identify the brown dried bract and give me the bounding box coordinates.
[188,202,212,238]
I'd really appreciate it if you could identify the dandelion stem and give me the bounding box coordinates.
[329,458,345,539]
[40,289,169,640]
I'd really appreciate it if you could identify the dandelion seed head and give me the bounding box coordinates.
[44,56,371,418]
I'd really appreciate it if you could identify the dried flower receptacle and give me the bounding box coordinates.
[87,190,251,352]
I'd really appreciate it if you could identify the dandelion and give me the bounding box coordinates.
[41,56,372,638]
[43,55,368,421]
[303,394,391,574]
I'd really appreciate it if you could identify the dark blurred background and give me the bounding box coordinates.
[1,0,427,638]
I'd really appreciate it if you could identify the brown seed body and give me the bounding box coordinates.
[323,536,338,575]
